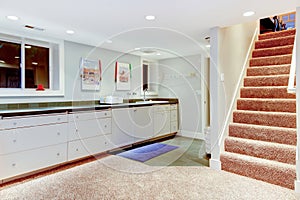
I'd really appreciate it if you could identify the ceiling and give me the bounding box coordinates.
[0,0,298,60]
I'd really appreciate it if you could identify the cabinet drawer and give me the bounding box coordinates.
[69,110,111,122]
[68,118,111,141]
[170,121,178,133]
[170,104,178,110]
[68,135,110,161]
[0,114,67,130]
[0,123,67,155]
[153,105,170,112]
[0,143,67,181]
[170,110,178,122]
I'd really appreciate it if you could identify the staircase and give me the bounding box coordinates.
[221,29,297,190]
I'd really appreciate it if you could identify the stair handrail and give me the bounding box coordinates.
[287,37,296,93]
[216,27,258,148]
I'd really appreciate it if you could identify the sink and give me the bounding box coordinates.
[135,100,169,104]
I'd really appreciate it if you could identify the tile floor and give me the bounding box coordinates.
[111,136,209,167]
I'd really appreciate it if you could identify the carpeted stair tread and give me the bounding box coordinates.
[244,74,290,87]
[237,98,296,113]
[233,110,296,128]
[255,35,294,49]
[247,65,290,76]
[224,137,296,165]
[240,86,296,99]
[258,29,296,40]
[250,54,292,67]
[229,123,296,145]
[252,45,293,58]
[221,152,296,189]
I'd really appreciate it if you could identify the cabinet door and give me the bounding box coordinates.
[0,123,67,155]
[111,108,134,148]
[0,143,67,180]
[132,107,154,143]
[154,106,171,137]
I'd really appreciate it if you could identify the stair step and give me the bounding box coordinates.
[237,98,296,113]
[250,54,292,67]
[229,123,297,145]
[244,74,291,87]
[233,110,296,128]
[252,45,293,58]
[258,29,296,40]
[221,152,296,189]
[247,65,290,76]
[255,35,294,49]
[240,86,296,99]
[225,137,296,165]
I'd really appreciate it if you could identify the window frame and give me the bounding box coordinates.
[0,30,64,97]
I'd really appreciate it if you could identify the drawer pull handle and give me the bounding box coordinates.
[76,148,79,151]
[104,113,107,116]
[13,139,16,143]
[57,118,61,121]
[76,116,79,119]
[12,163,16,167]
[57,153,60,156]
[57,132,61,136]
[104,125,107,128]
[13,122,17,126]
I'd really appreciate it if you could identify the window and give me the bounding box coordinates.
[0,40,21,88]
[279,12,296,29]
[0,32,64,96]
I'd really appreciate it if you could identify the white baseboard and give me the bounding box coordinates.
[177,130,204,140]
[295,180,300,193]
[210,159,221,170]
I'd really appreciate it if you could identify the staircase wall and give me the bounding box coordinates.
[209,21,258,168]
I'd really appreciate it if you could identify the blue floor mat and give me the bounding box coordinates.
[117,143,179,162]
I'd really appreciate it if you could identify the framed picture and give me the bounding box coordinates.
[115,62,131,90]
[80,58,102,91]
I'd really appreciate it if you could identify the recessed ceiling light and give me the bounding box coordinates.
[156,53,161,56]
[32,62,38,65]
[15,56,20,59]
[206,44,211,48]
[6,15,19,21]
[25,45,31,49]
[243,11,255,17]
[134,47,141,50]
[145,15,156,20]
[0,60,5,63]
[66,30,75,35]
[106,40,112,43]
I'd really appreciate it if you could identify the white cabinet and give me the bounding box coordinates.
[67,109,112,161]
[132,107,154,143]
[0,143,67,180]
[153,105,171,137]
[0,113,68,181]
[170,104,178,133]
[68,135,111,161]
[0,123,67,155]
[111,108,135,148]
[111,106,154,147]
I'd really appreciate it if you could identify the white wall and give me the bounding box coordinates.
[209,21,257,169]
[158,54,206,138]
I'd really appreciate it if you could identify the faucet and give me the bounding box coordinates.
[143,88,148,101]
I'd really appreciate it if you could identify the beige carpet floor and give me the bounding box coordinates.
[0,155,299,200]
